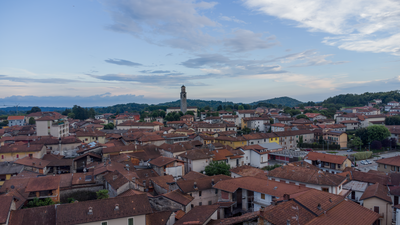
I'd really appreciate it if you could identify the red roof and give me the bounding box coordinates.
[7,116,25,120]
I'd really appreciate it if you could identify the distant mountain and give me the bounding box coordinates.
[250,96,303,107]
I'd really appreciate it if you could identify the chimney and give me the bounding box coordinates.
[88,207,93,215]
[114,204,119,211]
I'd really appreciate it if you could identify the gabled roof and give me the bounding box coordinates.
[177,174,231,193]
[260,200,315,225]
[56,195,153,225]
[7,116,25,120]
[162,189,194,206]
[293,189,344,216]
[14,157,50,169]
[25,176,61,192]
[146,211,173,225]
[376,155,400,167]
[360,183,392,203]
[305,152,348,165]
[181,171,208,180]
[213,176,309,197]
[305,199,379,225]
[175,205,219,225]
[150,175,174,190]
[9,205,56,225]
[103,170,130,190]
[268,165,346,186]
[149,156,177,167]
[229,165,266,177]
[0,196,13,224]
[0,143,44,154]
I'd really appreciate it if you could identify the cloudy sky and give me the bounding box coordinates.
[1,0,400,107]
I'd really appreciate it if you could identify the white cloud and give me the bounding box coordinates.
[220,15,247,24]
[243,0,400,55]
[223,29,278,52]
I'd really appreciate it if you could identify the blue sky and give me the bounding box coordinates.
[1,0,399,107]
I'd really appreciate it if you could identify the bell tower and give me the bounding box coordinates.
[180,85,187,113]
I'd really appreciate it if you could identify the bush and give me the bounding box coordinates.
[371,140,382,150]
[60,190,97,203]
[205,161,230,176]
[25,198,55,208]
[96,189,109,199]
[353,151,373,160]
[262,164,281,171]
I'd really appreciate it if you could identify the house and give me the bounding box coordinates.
[239,144,271,168]
[162,133,188,144]
[274,116,293,125]
[304,152,352,173]
[214,136,247,148]
[149,189,194,213]
[360,183,392,225]
[177,149,212,173]
[213,176,310,212]
[376,155,400,173]
[340,120,360,130]
[14,156,51,174]
[305,113,327,121]
[149,174,176,194]
[196,123,227,132]
[221,115,239,126]
[116,121,161,131]
[342,180,368,204]
[273,130,314,150]
[241,117,270,132]
[8,204,56,225]
[237,110,256,126]
[388,101,400,107]
[175,205,219,225]
[7,116,25,127]
[55,195,153,225]
[323,131,348,149]
[36,116,69,137]
[0,143,46,162]
[0,162,24,186]
[176,174,231,207]
[211,149,244,168]
[180,114,194,122]
[149,156,185,178]
[103,170,133,197]
[25,175,61,202]
[75,127,106,144]
[268,165,347,194]
[243,133,279,145]
[270,123,286,132]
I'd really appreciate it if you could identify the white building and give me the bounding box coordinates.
[7,116,25,127]
[36,116,69,137]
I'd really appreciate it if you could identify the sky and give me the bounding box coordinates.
[0,0,400,107]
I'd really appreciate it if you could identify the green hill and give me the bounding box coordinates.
[250,96,303,107]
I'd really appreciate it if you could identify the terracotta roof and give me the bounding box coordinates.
[305,152,348,165]
[75,128,106,137]
[0,196,13,223]
[175,205,219,225]
[7,116,25,120]
[182,171,208,180]
[25,175,61,192]
[175,210,185,220]
[56,195,153,225]
[351,170,389,185]
[213,176,309,197]
[72,172,95,185]
[260,200,315,225]
[118,121,160,127]
[243,133,278,140]
[268,165,346,186]
[149,156,177,167]
[8,205,56,225]
[376,155,400,167]
[14,157,50,169]
[177,174,231,193]
[178,149,212,160]
[306,199,379,225]
[230,165,266,177]
[208,211,260,225]
[118,189,153,197]
[293,189,344,216]
[0,143,44,154]
[162,189,194,206]
[103,170,130,190]
[237,110,255,114]
[360,183,392,203]
[150,174,174,190]
[146,211,172,225]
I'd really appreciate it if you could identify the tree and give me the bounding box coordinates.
[28,117,35,125]
[370,140,382,150]
[25,198,55,208]
[88,108,96,119]
[96,189,109,199]
[385,116,400,125]
[351,136,362,149]
[67,112,75,119]
[355,128,368,146]
[367,125,390,142]
[217,105,223,111]
[27,106,41,114]
[104,123,115,130]
[204,161,230,176]
[238,105,244,110]
[241,127,251,134]
[185,111,194,116]
[296,114,309,120]
[297,136,303,147]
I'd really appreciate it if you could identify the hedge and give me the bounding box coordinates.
[353,151,373,160]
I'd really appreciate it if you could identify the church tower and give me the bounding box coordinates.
[180,85,187,113]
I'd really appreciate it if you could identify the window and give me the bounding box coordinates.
[208,201,212,205]
[322,188,329,192]
[374,206,379,213]
[261,193,265,199]
[385,165,387,169]
[199,191,202,197]
[1,155,3,159]
[215,189,218,194]
[199,202,202,206]
[101,222,108,225]
[16,154,19,159]
[128,218,134,225]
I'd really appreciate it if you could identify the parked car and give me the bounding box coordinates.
[347,149,353,152]
[359,160,366,165]
[305,148,313,152]
[366,160,372,164]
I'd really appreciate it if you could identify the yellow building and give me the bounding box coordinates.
[323,131,348,149]
[0,163,24,186]
[243,133,279,145]
[75,128,106,144]
[360,183,392,225]
[215,136,247,148]
[0,143,46,162]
